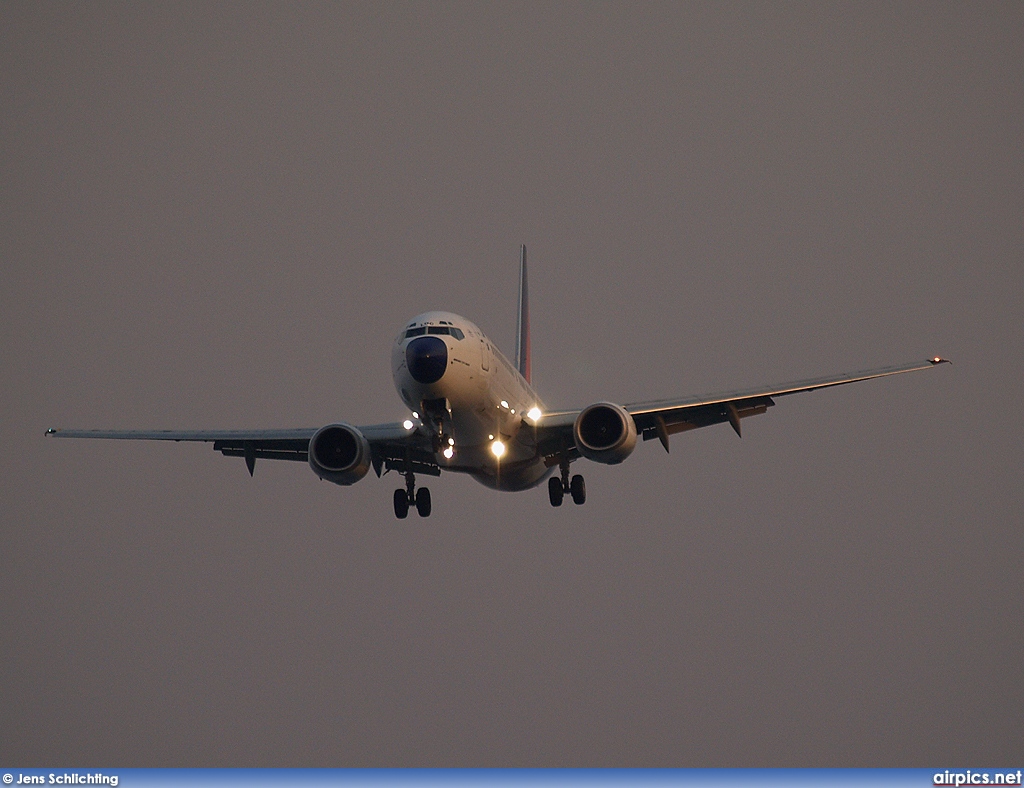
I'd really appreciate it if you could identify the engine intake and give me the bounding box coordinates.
[573,402,637,465]
[308,423,372,485]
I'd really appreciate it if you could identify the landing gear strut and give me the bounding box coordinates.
[548,457,586,507]
[394,465,431,518]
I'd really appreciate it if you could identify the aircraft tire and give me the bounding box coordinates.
[394,488,410,519]
[548,476,564,507]
[416,487,432,518]
[570,474,586,505]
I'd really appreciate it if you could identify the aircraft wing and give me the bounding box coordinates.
[45,422,436,477]
[535,357,949,456]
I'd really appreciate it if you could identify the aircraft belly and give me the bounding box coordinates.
[466,456,552,491]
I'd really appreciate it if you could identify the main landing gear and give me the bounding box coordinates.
[394,466,431,519]
[548,458,586,507]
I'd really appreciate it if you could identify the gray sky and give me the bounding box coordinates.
[3,1,1022,766]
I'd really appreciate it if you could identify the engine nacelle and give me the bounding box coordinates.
[308,423,372,485]
[573,402,638,465]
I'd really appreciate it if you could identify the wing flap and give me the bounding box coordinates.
[214,440,309,463]
[638,397,774,443]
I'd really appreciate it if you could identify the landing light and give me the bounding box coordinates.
[500,400,509,409]
[491,440,506,458]
[527,407,542,423]
[403,420,414,430]
[447,437,455,446]
[443,446,454,459]
[412,411,419,418]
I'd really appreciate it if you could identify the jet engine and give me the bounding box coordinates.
[308,423,372,485]
[573,402,637,464]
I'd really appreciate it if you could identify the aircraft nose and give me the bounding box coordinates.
[406,336,448,384]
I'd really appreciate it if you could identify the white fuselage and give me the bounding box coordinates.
[390,311,552,490]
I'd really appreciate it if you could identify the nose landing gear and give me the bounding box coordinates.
[548,458,585,507]
[394,465,431,518]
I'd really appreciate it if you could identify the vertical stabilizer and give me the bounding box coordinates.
[515,244,531,383]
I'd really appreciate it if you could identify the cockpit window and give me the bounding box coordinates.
[414,326,465,340]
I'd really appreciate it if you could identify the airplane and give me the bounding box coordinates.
[47,246,949,519]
